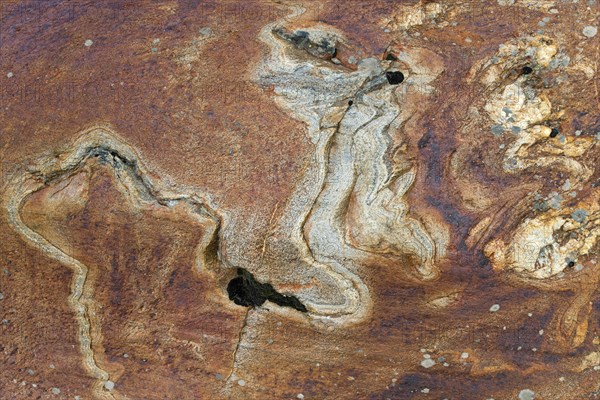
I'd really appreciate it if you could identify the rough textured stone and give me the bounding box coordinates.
[0,1,599,399]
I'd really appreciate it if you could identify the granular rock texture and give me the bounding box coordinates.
[0,1,599,399]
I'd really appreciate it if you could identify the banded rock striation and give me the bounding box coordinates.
[1,1,599,399]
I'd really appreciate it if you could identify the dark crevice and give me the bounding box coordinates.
[227,268,307,312]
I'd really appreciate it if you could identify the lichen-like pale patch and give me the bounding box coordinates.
[472,34,599,282]
[486,198,599,279]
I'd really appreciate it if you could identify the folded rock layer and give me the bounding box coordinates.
[0,1,599,399]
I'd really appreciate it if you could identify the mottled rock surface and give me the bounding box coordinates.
[0,1,599,399]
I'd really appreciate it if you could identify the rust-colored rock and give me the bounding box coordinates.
[1,1,599,399]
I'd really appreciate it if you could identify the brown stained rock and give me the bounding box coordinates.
[1,1,600,399]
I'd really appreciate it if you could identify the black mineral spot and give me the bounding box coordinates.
[567,261,575,268]
[550,127,560,138]
[521,66,533,75]
[385,71,404,85]
[227,268,307,312]
[348,100,354,106]
[385,53,397,61]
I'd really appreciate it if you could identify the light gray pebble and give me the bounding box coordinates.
[583,26,598,38]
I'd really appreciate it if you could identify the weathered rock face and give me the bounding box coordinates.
[0,1,599,399]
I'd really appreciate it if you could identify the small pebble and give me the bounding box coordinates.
[571,209,588,223]
[51,388,61,395]
[461,352,469,359]
[490,304,500,312]
[84,39,93,47]
[238,379,246,386]
[199,27,213,36]
[7,72,13,78]
[421,359,436,368]
[519,389,535,400]
[583,26,598,38]
[491,124,505,135]
[104,380,115,391]
[297,394,305,399]
[0,292,4,300]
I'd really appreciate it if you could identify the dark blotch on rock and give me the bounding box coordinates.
[521,66,533,75]
[386,71,404,85]
[227,268,307,312]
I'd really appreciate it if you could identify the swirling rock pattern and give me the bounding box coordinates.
[0,1,599,399]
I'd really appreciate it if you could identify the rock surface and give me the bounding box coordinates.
[0,1,599,399]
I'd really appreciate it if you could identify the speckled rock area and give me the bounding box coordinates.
[1,1,599,399]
